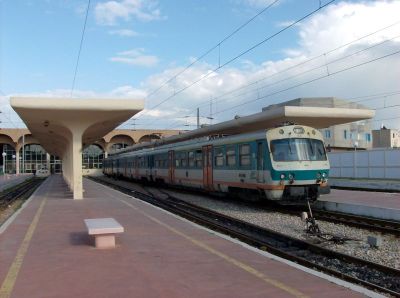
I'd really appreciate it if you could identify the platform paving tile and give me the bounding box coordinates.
[0,175,365,298]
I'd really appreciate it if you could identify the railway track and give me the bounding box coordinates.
[90,176,400,297]
[0,177,45,209]
[312,209,400,237]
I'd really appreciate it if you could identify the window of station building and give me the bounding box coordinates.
[365,133,371,142]
[188,151,195,167]
[19,144,47,173]
[226,145,236,167]
[325,130,331,139]
[1,144,16,174]
[50,155,62,173]
[239,144,251,166]
[344,130,347,139]
[82,145,104,169]
[214,147,224,167]
[110,143,129,152]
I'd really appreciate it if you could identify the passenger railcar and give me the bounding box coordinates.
[103,125,330,204]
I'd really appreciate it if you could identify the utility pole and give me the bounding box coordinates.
[22,134,25,174]
[197,108,200,129]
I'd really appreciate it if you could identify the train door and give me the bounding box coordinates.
[202,145,213,190]
[168,150,175,184]
[256,141,265,183]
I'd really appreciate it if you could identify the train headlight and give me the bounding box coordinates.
[322,172,326,178]
[280,174,285,180]
[293,127,305,134]
[288,173,295,184]
[316,172,321,179]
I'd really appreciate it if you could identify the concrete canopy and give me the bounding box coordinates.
[130,106,376,149]
[11,97,144,199]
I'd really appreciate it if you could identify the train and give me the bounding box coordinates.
[103,124,330,204]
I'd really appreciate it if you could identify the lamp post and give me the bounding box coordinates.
[353,141,358,178]
[12,154,16,174]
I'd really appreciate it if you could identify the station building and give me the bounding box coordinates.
[372,127,400,148]
[0,128,181,174]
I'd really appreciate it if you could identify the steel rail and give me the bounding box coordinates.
[0,178,45,209]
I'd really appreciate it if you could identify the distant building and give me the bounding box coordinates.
[372,127,400,148]
[0,128,181,174]
[263,97,373,151]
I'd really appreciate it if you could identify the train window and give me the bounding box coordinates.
[181,152,188,167]
[214,147,224,167]
[195,151,202,167]
[239,144,251,166]
[188,152,195,167]
[271,138,327,161]
[226,146,236,166]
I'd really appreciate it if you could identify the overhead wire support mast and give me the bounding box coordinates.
[143,0,337,115]
[70,0,91,98]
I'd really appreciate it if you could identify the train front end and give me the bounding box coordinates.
[266,125,330,204]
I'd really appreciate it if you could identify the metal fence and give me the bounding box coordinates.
[328,148,400,179]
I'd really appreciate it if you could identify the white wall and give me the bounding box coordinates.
[328,148,400,179]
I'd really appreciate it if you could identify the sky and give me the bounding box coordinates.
[0,0,399,131]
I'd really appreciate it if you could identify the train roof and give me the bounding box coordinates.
[108,125,324,159]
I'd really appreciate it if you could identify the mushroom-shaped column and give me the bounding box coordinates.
[11,97,144,199]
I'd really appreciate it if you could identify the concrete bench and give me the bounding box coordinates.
[84,218,124,249]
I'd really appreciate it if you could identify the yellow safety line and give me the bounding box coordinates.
[0,191,48,298]
[118,199,308,298]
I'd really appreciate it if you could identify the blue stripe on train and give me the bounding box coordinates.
[270,169,329,181]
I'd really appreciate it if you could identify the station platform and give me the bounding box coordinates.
[0,174,33,192]
[317,189,400,221]
[329,178,400,192]
[0,175,377,298]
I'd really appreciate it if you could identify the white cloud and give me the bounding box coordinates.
[95,0,164,26]
[108,29,139,37]
[6,1,400,131]
[110,48,159,67]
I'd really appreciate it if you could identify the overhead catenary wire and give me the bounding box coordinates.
[214,48,400,115]
[166,20,400,124]
[160,40,400,130]
[137,10,398,130]
[70,0,91,97]
[138,0,337,117]
[144,0,281,100]
[154,49,400,130]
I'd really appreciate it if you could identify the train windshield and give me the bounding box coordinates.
[270,138,327,162]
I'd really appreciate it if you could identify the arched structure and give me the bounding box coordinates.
[107,134,135,153]
[138,134,161,143]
